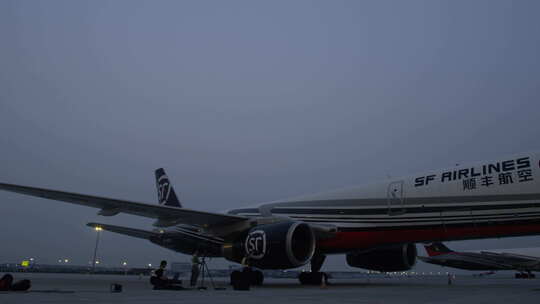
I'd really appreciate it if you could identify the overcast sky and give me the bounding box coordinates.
[1,0,540,272]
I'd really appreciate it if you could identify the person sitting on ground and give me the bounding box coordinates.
[0,274,13,291]
[0,274,31,291]
[150,261,182,290]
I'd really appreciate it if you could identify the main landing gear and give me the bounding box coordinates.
[298,271,329,285]
[515,271,536,279]
[298,254,328,285]
[230,267,264,287]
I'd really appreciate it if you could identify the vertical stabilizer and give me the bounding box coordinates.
[155,168,182,208]
[424,242,453,257]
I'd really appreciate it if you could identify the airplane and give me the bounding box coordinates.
[419,242,540,278]
[1,151,539,285]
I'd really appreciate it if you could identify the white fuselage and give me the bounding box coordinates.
[228,151,540,253]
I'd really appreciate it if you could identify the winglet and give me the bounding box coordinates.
[424,242,453,257]
[155,168,182,208]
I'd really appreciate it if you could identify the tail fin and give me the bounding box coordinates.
[155,168,182,208]
[424,242,453,257]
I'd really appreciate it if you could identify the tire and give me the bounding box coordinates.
[253,270,264,286]
[231,270,251,290]
[230,270,241,286]
[298,272,308,285]
[298,272,323,285]
[310,272,323,285]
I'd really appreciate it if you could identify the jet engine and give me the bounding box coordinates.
[346,244,417,272]
[223,221,316,269]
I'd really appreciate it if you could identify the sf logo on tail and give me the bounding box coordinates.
[245,230,266,259]
[157,176,171,204]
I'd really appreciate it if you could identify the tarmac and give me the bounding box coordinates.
[1,273,539,304]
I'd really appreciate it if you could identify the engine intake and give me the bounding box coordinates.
[223,221,316,269]
[346,244,417,272]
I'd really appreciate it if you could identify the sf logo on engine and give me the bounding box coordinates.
[245,230,266,259]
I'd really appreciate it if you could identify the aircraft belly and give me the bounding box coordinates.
[317,220,540,254]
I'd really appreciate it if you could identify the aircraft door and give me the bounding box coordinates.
[387,181,405,216]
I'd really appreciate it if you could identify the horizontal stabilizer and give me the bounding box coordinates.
[87,222,157,240]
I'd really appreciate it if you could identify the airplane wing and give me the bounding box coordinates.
[419,254,515,270]
[0,182,248,228]
[479,251,540,268]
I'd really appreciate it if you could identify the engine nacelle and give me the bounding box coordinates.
[222,221,316,269]
[346,244,417,272]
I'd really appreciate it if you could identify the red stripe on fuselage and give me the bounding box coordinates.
[318,222,540,253]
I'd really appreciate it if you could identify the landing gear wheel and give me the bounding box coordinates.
[299,272,309,285]
[298,272,327,285]
[230,269,251,290]
[230,268,263,288]
[515,272,535,279]
[251,270,264,286]
[230,270,241,285]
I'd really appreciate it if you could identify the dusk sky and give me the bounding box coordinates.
[1,0,540,272]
